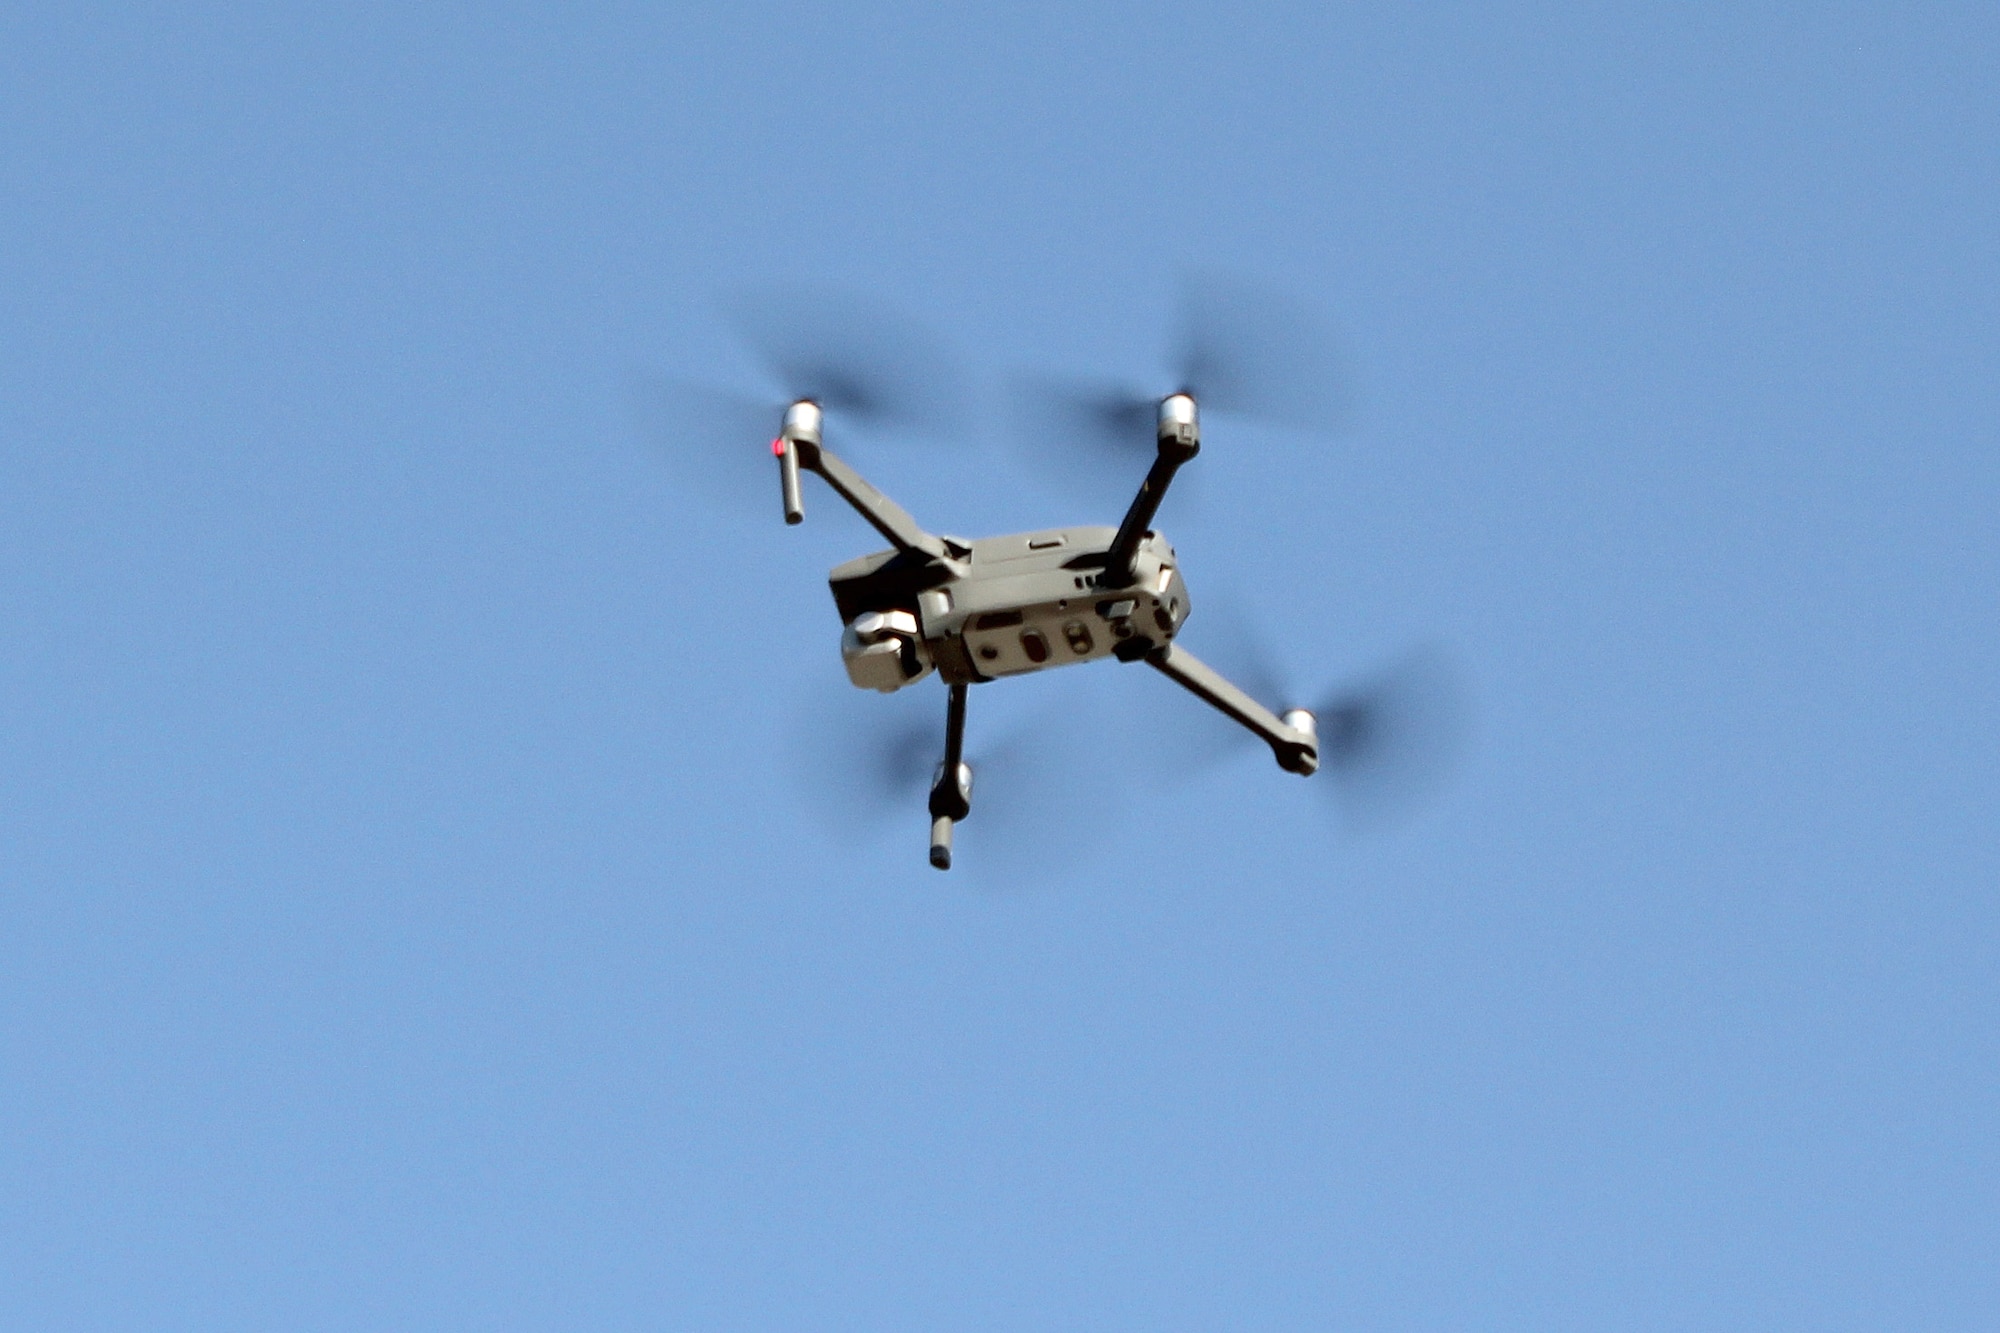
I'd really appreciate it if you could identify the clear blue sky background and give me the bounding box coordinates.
[3,4,1996,1328]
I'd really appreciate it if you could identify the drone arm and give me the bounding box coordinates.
[928,682,971,870]
[794,439,957,566]
[1146,641,1319,776]
[1104,394,1200,587]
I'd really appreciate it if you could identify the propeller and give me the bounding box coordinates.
[641,289,968,515]
[1013,274,1345,494]
[788,671,1113,880]
[725,287,966,439]
[788,674,939,839]
[1150,598,1470,832]
[1303,647,1470,831]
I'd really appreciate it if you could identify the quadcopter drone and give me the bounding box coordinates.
[772,390,1318,870]
[670,283,1457,870]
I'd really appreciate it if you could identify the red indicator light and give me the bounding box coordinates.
[771,438,787,457]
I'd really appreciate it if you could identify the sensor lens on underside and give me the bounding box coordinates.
[1019,629,1050,663]
[1063,622,1093,654]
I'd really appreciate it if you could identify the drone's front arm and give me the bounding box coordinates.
[778,400,961,568]
[1146,641,1319,776]
[797,440,957,563]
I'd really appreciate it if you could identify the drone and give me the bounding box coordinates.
[772,387,1321,870]
[672,284,1458,871]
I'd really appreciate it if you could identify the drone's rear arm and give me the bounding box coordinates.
[1147,641,1319,776]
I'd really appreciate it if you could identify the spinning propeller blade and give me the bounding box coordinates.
[726,287,966,440]
[790,677,938,835]
[1305,647,1469,830]
[640,378,777,517]
[1149,597,1469,831]
[1014,274,1345,479]
[1170,273,1337,427]
[789,673,1112,881]
[642,290,967,514]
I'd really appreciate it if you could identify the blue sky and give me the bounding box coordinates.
[3,3,1996,1328]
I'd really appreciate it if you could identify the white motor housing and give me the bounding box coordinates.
[841,609,933,693]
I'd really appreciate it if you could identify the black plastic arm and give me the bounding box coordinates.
[1104,404,1199,586]
[927,682,971,869]
[928,683,970,821]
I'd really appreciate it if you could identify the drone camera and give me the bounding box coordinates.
[841,609,933,693]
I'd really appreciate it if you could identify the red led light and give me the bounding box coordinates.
[771,438,787,457]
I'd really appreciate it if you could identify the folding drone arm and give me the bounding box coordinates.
[1146,641,1320,776]
[927,682,971,870]
[1104,393,1200,587]
[796,440,959,564]
[778,400,963,568]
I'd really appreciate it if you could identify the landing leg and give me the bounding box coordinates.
[928,683,972,870]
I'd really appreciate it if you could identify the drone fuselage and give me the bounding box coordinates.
[829,526,1187,690]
